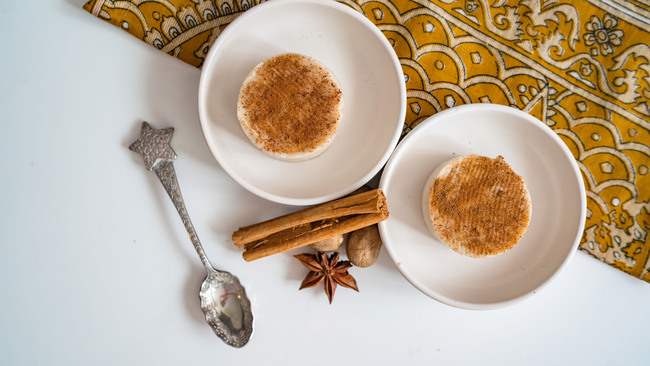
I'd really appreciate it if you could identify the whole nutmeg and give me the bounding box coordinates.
[309,235,344,252]
[347,225,382,268]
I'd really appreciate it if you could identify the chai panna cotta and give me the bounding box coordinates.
[421,155,532,258]
[236,53,343,162]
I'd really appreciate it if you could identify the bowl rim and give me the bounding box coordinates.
[378,104,587,310]
[197,0,407,206]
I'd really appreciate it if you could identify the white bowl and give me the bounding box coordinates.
[379,104,586,309]
[198,0,406,206]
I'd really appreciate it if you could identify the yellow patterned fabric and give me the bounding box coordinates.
[84,0,650,282]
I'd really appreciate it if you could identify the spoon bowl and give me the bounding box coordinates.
[199,269,253,347]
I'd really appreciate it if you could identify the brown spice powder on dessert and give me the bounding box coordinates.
[427,155,532,258]
[237,53,343,158]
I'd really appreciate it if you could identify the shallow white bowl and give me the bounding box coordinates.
[198,0,405,206]
[379,104,586,309]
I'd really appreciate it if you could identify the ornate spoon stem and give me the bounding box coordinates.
[153,160,212,271]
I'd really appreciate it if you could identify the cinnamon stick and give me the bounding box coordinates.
[242,209,388,262]
[244,218,339,251]
[233,189,386,248]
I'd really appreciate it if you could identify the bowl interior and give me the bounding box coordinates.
[199,0,404,205]
[379,105,585,309]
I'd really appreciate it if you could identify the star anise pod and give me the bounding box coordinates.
[294,251,359,304]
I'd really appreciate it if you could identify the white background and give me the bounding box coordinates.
[1,1,649,365]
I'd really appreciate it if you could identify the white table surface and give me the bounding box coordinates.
[1,1,649,365]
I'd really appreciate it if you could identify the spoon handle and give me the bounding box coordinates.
[153,160,212,271]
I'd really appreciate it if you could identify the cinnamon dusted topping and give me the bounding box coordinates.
[430,155,531,258]
[237,53,343,157]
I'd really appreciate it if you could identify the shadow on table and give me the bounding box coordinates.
[183,262,211,324]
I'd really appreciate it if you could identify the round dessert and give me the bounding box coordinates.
[237,53,343,162]
[421,155,532,258]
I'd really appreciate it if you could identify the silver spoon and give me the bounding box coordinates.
[129,122,253,348]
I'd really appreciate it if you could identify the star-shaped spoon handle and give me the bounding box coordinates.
[129,122,211,269]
